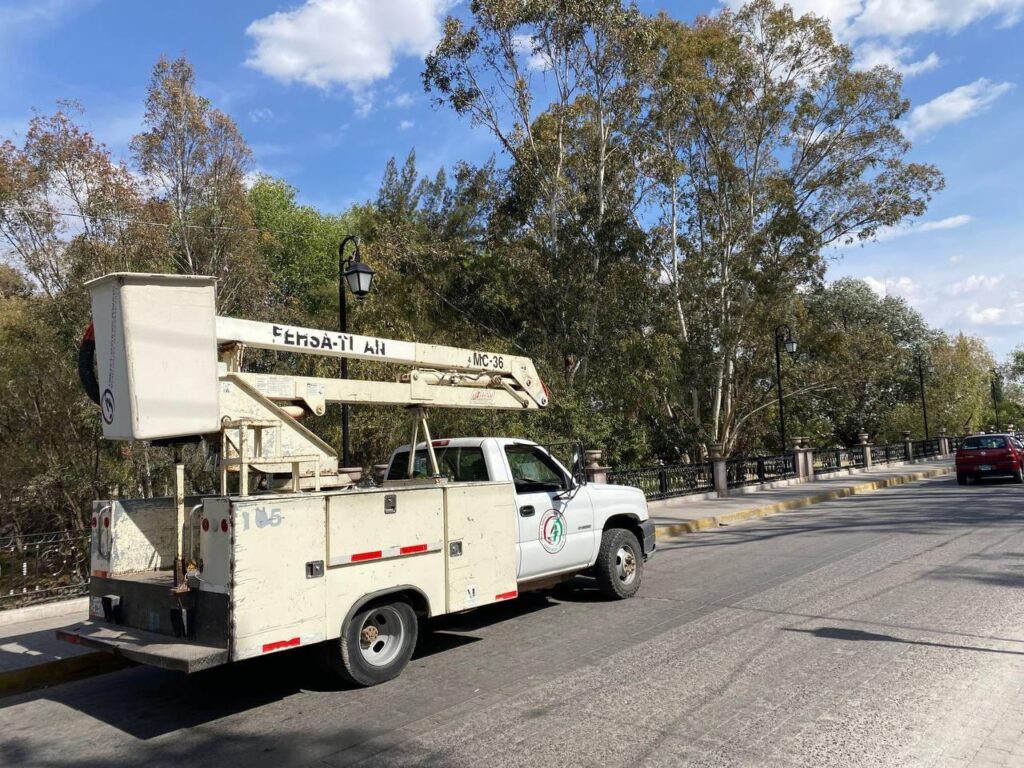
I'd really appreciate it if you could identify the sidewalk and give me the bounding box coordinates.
[0,598,128,697]
[651,458,954,539]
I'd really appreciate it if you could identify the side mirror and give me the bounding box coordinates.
[571,441,588,486]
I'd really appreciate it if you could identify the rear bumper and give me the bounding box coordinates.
[57,621,228,673]
[957,463,1019,477]
[640,519,657,559]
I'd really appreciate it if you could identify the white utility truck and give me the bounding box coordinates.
[58,273,654,686]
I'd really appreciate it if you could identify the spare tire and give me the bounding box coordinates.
[78,324,100,405]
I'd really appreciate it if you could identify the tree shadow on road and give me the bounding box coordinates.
[783,625,1024,657]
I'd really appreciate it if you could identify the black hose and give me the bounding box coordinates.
[78,324,101,405]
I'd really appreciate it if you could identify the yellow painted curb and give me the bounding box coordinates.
[654,465,952,540]
[0,652,131,699]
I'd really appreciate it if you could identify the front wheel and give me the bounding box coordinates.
[594,528,643,600]
[327,600,418,687]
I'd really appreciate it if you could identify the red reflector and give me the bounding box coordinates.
[262,637,301,653]
[495,590,518,601]
[220,519,229,532]
[91,570,108,578]
[351,550,382,562]
[103,517,110,528]
[64,634,80,644]
[400,543,428,555]
[432,439,449,447]
[91,517,97,528]
[201,518,209,532]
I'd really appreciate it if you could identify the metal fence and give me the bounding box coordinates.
[870,443,908,465]
[913,438,941,458]
[607,462,715,500]
[813,448,864,475]
[1,530,91,607]
[725,455,796,488]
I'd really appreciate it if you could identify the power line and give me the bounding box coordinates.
[0,204,334,241]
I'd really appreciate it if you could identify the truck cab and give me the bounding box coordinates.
[385,437,656,595]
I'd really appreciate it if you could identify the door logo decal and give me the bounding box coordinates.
[538,509,566,554]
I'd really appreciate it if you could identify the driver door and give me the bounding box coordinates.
[505,444,594,580]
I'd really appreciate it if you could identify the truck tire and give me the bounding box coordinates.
[329,600,418,687]
[594,528,643,600]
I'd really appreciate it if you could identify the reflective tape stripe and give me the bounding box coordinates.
[351,550,382,562]
[331,541,442,568]
[262,637,301,653]
[495,590,518,601]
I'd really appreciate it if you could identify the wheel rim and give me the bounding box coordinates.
[614,543,638,585]
[358,606,406,667]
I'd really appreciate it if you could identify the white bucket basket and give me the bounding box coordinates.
[86,273,220,440]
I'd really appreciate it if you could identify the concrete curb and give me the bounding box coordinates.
[0,652,131,699]
[0,598,88,628]
[654,465,953,540]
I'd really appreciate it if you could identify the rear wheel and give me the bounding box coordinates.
[594,528,643,600]
[326,600,418,687]
[957,472,967,486]
[1014,466,1024,484]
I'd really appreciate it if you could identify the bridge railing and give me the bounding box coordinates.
[1,530,90,608]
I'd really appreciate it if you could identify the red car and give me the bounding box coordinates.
[956,434,1024,485]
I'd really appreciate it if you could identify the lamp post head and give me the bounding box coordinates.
[344,259,374,298]
[784,336,797,355]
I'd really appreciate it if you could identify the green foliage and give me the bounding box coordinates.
[0,5,1009,534]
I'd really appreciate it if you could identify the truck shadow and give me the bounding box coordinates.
[0,593,561,742]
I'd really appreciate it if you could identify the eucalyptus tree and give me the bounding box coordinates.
[639,0,943,452]
[424,0,652,387]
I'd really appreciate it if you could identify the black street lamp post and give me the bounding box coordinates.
[991,367,1002,431]
[774,324,798,457]
[338,236,375,468]
[915,352,931,439]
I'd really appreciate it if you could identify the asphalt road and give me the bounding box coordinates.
[4,475,1024,768]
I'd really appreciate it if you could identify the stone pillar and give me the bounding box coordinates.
[792,436,806,480]
[902,430,913,463]
[859,432,872,469]
[802,437,816,482]
[937,428,949,457]
[373,463,389,485]
[585,450,610,484]
[709,443,728,498]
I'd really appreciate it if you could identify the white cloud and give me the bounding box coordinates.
[725,0,1024,42]
[853,214,972,245]
[399,119,414,130]
[245,0,451,93]
[863,275,919,300]
[853,0,1024,40]
[854,42,939,77]
[903,79,1014,139]
[512,34,552,71]
[389,92,414,109]
[947,274,1004,295]
[248,107,275,123]
[967,306,1007,323]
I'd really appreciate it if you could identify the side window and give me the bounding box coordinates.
[386,448,456,479]
[458,448,489,481]
[504,445,565,489]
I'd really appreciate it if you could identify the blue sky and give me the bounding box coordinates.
[1,0,1022,358]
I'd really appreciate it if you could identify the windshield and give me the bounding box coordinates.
[962,436,1008,450]
[504,444,566,492]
